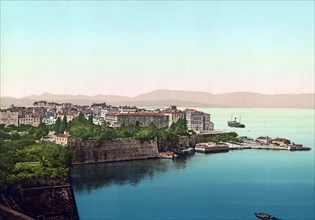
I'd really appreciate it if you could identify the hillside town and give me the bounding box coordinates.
[0,101,213,131]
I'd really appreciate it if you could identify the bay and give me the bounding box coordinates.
[71,108,314,220]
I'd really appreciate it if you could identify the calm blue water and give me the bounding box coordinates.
[72,108,314,220]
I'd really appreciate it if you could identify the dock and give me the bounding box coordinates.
[226,142,311,151]
[195,142,229,153]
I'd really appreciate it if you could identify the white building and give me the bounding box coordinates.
[184,109,214,132]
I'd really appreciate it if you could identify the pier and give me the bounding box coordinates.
[225,142,311,151]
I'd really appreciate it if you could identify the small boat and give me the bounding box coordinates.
[227,116,245,128]
[255,212,280,220]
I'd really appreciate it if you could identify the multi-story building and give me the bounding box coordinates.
[161,106,185,127]
[118,106,137,113]
[18,114,40,127]
[57,113,74,122]
[203,113,214,130]
[270,138,291,147]
[33,101,49,108]
[105,112,169,128]
[101,107,119,119]
[0,110,19,127]
[184,109,214,132]
[42,116,56,125]
[55,131,71,146]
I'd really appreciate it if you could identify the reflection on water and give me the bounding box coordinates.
[71,156,194,193]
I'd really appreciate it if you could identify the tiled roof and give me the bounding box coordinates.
[107,112,167,117]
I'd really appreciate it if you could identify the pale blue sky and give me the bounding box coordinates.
[1,1,314,97]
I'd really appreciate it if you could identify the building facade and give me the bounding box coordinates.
[55,131,71,145]
[0,110,19,127]
[162,106,185,127]
[18,114,40,127]
[184,109,213,132]
[105,113,169,128]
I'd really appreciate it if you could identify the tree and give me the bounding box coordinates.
[0,130,11,140]
[77,112,87,124]
[10,131,21,140]
[60,115,67,133]
[98,126,117,140]
[88,114,93,125]
[54,117,61,134]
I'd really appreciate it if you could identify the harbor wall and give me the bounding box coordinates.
[157,135,196,153]
[69,137,160,165]
[69,136,196,165]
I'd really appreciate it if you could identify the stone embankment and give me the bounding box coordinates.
[157,135,196,153]
[69,136,196,165]
[69,137,160,164]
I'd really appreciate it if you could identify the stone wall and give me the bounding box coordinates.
[69,137,160,165]
[157,135,196,153]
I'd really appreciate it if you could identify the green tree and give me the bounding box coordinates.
[10,130,21,140]
[88,114,93,125]
[54,117,61,134]
[60,115,68,133]
[77,112,87,124]
[98,126,117,140]
[0,130,11,140]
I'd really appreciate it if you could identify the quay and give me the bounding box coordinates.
[195,142,229,153]
[225,142,311,151]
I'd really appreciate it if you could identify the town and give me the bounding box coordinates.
[0,101,311,219]
[0,101,309,152]
[0,101,213,131]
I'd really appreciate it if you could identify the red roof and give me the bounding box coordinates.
[256,136,268,140]
[271,138,290,143]
[107,112,167,117]
[56,134,70,138]
[184,109,200,113]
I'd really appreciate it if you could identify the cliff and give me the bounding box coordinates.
[157,135,196,153]
[69,136,196,165]
[69,137,160,165]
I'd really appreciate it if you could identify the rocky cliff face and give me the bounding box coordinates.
[69,136,196,165]
[157,135,196,153]
[69,137,160,165]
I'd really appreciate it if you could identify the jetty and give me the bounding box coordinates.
[195,142,229,153]
[224,137,311,151]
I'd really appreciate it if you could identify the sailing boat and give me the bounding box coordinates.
[227,114,245,128]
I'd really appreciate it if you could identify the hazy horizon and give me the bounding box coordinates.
[1,1,314,98]
[2,89,315,99]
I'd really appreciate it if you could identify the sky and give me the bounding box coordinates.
[1,1,314,98]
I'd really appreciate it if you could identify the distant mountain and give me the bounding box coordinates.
[1,90,314,108]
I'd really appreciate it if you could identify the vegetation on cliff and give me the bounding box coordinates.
[196,132,242,143]
[67,113,189,142]
[0,123,49,141]
[0,138,71,191]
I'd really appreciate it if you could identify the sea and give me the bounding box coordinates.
[71,108,315,220]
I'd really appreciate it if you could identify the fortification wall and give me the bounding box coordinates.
[157,135,196,153]
[0,179,79,220]
[69,137,160,165]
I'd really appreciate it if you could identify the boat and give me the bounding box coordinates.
[195,142,229,153]
[159,151,174,159]
[227,117,245,128]
[255,212,280,220]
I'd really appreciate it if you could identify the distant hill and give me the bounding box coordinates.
[1,90,314,108]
